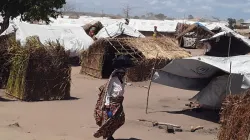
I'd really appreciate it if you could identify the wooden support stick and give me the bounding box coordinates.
[146,53,159,114]
[137,119,181,128]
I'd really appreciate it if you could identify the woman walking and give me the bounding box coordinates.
[93,55,132,140]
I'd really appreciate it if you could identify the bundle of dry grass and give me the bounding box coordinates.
[81,37,191,81]
[0,33,16,88]
[6,36,71,101]
[175,23,191,35]
[218,89,250,140]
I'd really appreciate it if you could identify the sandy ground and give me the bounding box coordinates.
[0,65,219,140]
[184,48,204,56]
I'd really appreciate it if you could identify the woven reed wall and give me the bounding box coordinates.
[0,33,15,88]
[126,59,169,82]
[6,37,71,101]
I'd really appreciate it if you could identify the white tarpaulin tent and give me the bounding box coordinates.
[49,16,124,27]
[201,30,250,47]
[152,55,250,108]
[129,19,178,32]
[95,22,145,39]
[15,22,94,57]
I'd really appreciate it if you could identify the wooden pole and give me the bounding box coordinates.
[146,53,159,114]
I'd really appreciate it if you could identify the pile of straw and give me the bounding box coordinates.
[218,89,250,140]
[6,36,71,101]
[0,33,15,88]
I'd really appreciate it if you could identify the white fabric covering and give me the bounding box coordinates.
[15,22,94,57]
[95,22,145,39]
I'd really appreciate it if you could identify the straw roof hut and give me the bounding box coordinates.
[176,23,215,49]
[80,37,191,81]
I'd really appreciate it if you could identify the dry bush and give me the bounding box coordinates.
[219,89,250,140]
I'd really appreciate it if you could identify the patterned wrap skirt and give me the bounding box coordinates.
[93,85,125,139]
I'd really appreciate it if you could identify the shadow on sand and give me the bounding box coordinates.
[116,138,141,140]
[0,96,16,102]
[0,96,80,102]
[167,109,220,123]
[150,108,220,123]
[33,96,80,102]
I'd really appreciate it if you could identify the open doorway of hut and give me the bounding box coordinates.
[102,52,116,79]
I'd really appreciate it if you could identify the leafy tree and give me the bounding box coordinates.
[228,18,236,29]
[188,15,194,19]
[61,2,75,13]
[155,13,166,20]
[141,15,146,19]
[0,0,66,34]
[146,12,154,18]
[134,16,140,19]
[238,19,245,23]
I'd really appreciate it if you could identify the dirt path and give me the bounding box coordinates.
[0,67,218,140]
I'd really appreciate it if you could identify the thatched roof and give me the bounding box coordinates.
[122,37,191,59]
[91,37,191,60]
[176,23,215,39]
[175,23,191,35]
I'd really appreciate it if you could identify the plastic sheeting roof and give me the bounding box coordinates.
[50,17,125,27]
[200,25,250,47]
[204,22,228,30]
[95,22,145,39]
[153,55,250,90]
[14,21,94,57]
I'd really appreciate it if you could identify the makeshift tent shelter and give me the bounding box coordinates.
[152,55,250,109]
[14,22,94,57]
[81,37,191,81]
[176,22,215,49]
[201,31,250,57]
[95,22,145,39]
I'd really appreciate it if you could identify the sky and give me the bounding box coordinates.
[67,0,250,20]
